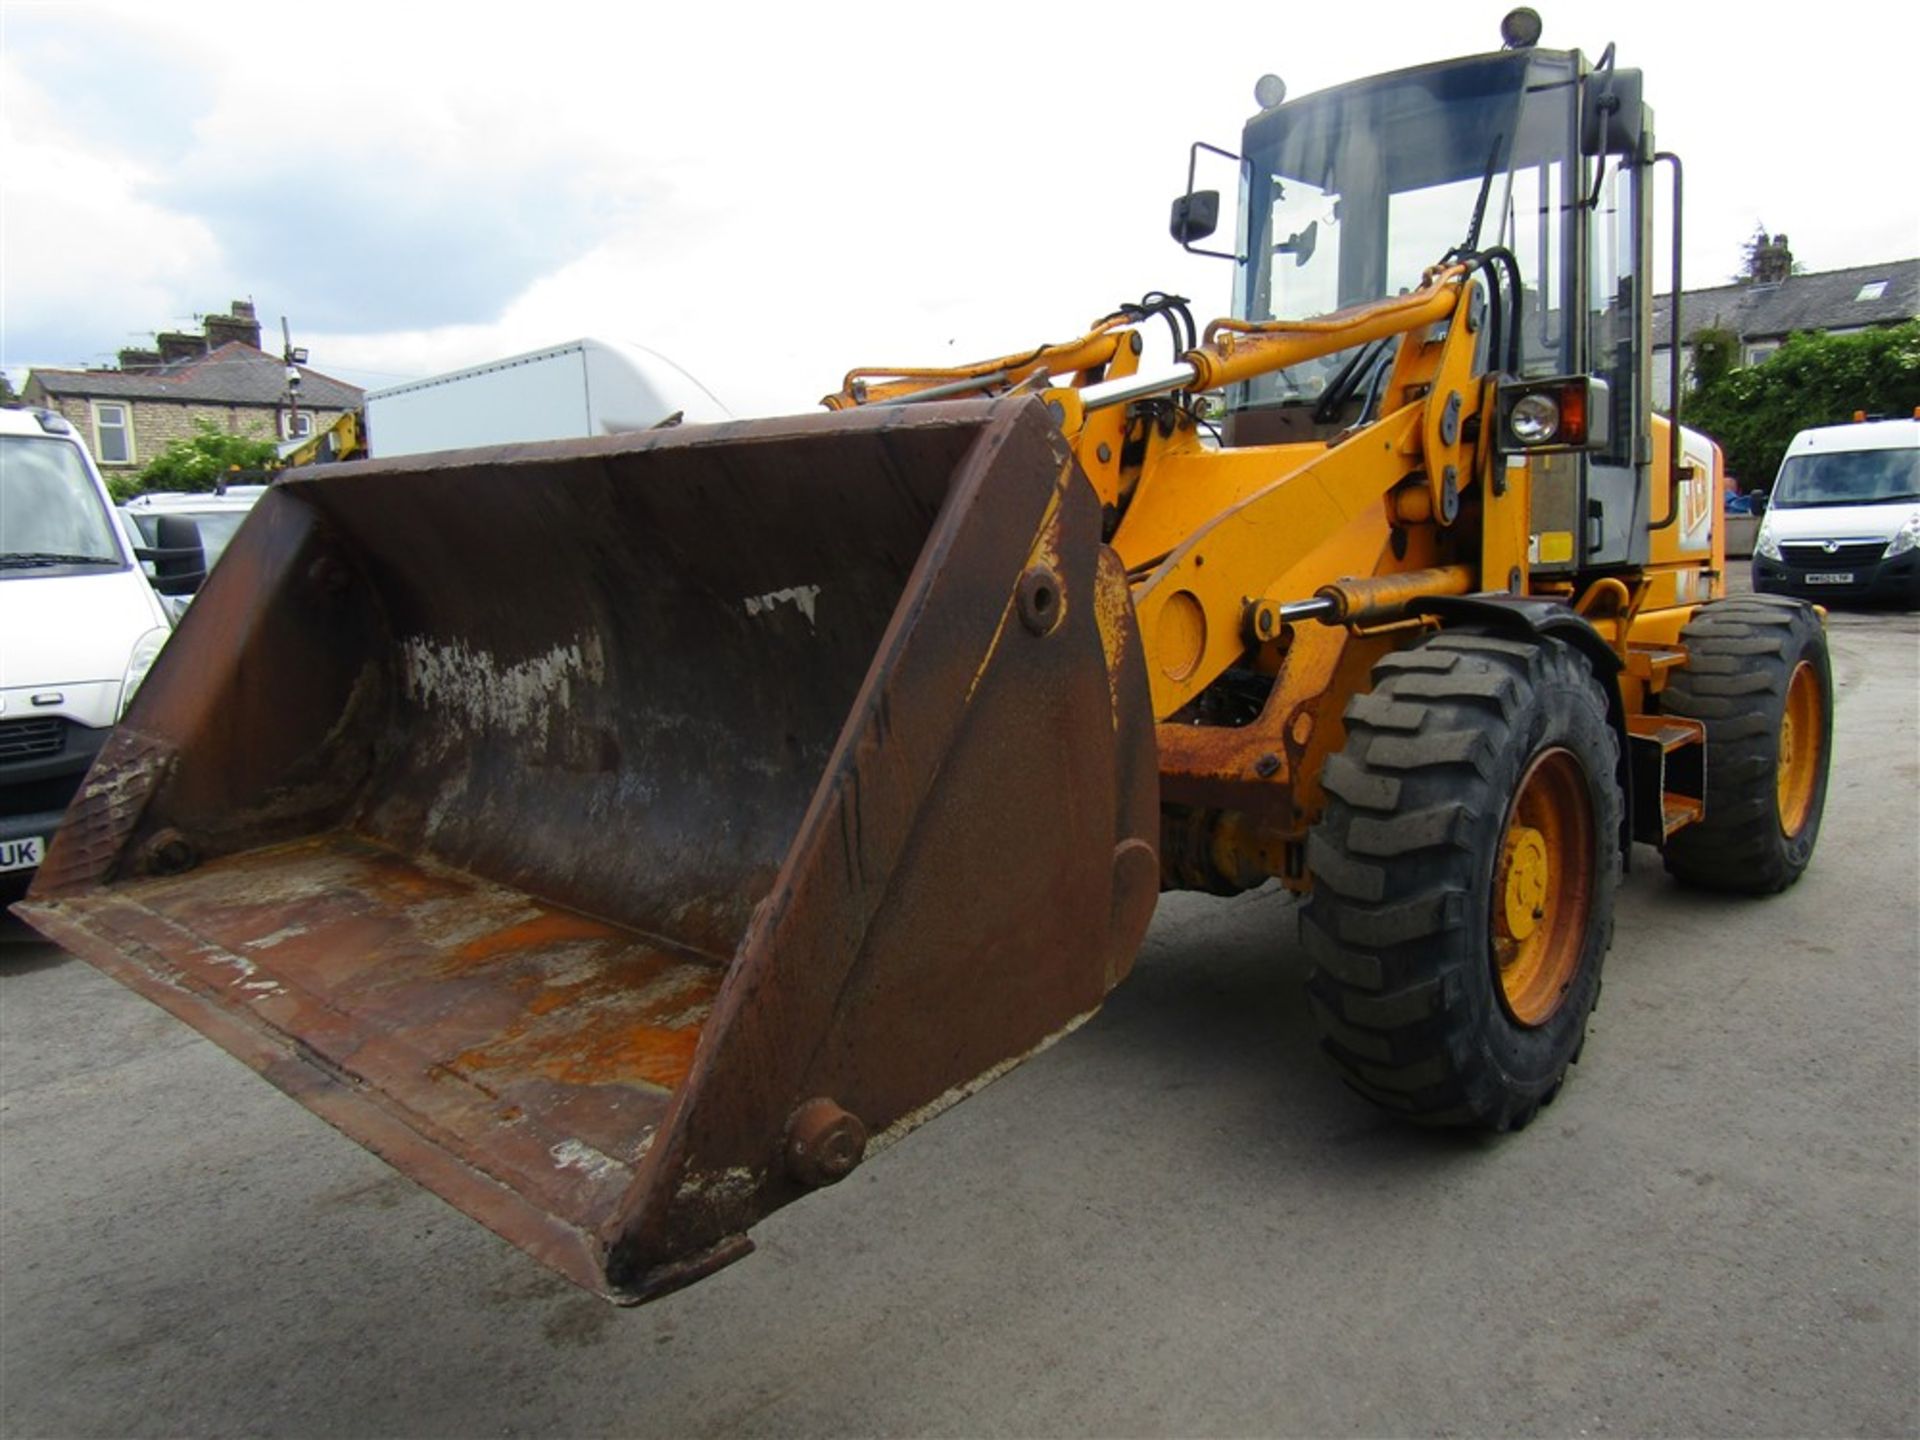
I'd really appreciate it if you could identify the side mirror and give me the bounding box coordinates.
[1748,489,1769,516]
[1581,66,1644,156]
[1170,190,1220,245]
[137,514,209,596]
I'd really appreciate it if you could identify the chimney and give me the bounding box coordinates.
[203,300,264,351]
[156,330,209,364]
[1755,234,1794,285]
[118,347,162,372]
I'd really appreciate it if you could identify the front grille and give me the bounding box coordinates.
[0,768,86,820]
[0,717,67,763]
[1780,540,1887,569]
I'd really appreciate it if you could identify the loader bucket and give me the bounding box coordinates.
[16,397,1160,1302]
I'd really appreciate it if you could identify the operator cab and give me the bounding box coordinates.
[1174,15,1658,571]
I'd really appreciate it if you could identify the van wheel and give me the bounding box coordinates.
[1662,597,1832,893]
[1302,633,1622,1132]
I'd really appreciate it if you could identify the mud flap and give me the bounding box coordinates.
[17,397,1159,1301]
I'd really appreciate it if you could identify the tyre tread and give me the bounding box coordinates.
[1661,598,1831,894]
[1303,633,1623,1132]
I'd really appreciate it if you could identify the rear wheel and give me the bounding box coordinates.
[1303,633,1622,1131]
[1661,597,1832,893]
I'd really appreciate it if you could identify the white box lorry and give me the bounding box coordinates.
[364,338,732,459]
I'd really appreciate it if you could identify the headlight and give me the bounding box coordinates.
[1494,376,1609,453]
[1509,392,1561,445]
[119,626,170,719]
[1754,518,1782,561]
[1885,512,1920,558]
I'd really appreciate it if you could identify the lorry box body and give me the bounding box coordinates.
[365,338,732,459]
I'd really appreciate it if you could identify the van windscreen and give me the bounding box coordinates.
[0,436,123,569]
[1771,448,1920,508]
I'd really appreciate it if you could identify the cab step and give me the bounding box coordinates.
[1626,713,1707,843]
[1625,644,1689,687]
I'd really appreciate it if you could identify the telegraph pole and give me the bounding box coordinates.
[280,316,309,442]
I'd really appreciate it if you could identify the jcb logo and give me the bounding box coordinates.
[1680,463,1711,544]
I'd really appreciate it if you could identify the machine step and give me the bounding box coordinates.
[1626,714,1707,844]
[1625,644,1689,682]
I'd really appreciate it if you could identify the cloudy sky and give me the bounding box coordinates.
[3,1,1914,417]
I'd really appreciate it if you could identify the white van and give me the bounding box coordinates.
[1,407,175,887]
[1753,415,1920,605]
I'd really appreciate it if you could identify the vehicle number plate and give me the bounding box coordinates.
[0,835,46,873]
[1804,572,1854,585]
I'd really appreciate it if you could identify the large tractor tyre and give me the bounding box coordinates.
[1660,596,1832,894]
[1302,633,1623,1132]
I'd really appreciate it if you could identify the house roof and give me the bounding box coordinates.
[1653,257,1918,349]
[26,342,364,409]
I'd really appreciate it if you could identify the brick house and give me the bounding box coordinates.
[20,301,364,482]
[1652,252,1919,398]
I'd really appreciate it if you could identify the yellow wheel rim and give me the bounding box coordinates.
[1776,661,1823,838]
[1492,748,1595,1027]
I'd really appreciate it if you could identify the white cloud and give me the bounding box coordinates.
[4,0,1915,408]
[0,34,225,367]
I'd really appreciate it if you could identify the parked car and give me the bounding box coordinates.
[0,407,174,890]
[121,485,267,617]
[122,483,266,570]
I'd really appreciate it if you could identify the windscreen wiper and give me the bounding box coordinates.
[1450,134,1506,259]
[0,552,119,568]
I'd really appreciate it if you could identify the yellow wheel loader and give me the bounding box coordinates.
[15,13,1834,1303]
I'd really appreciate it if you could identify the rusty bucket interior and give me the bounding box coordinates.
[19,398,1160,1301]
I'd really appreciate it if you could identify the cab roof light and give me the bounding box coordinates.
[32,407,72,435]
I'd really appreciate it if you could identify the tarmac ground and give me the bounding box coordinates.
[3,587,1916,1438]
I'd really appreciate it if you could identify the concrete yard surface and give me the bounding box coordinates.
[2,602,1916,1438]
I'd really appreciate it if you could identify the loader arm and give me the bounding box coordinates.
[822,321,1132,411]
[1059,265,1486,723]
[1122,399,1428,720]
[822,261,1503,895]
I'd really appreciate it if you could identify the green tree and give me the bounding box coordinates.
[1681,321,1920,487]
[125,418,278,501]
[0,372,17,405]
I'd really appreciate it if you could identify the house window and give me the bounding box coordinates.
[92,402,133,464]
[1746,343,1779,367]
[1856,280,1888,302]
[281,409,315,439]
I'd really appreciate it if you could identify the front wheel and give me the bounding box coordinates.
[1302,633,1623,1132]
[1661,597,1832,893]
